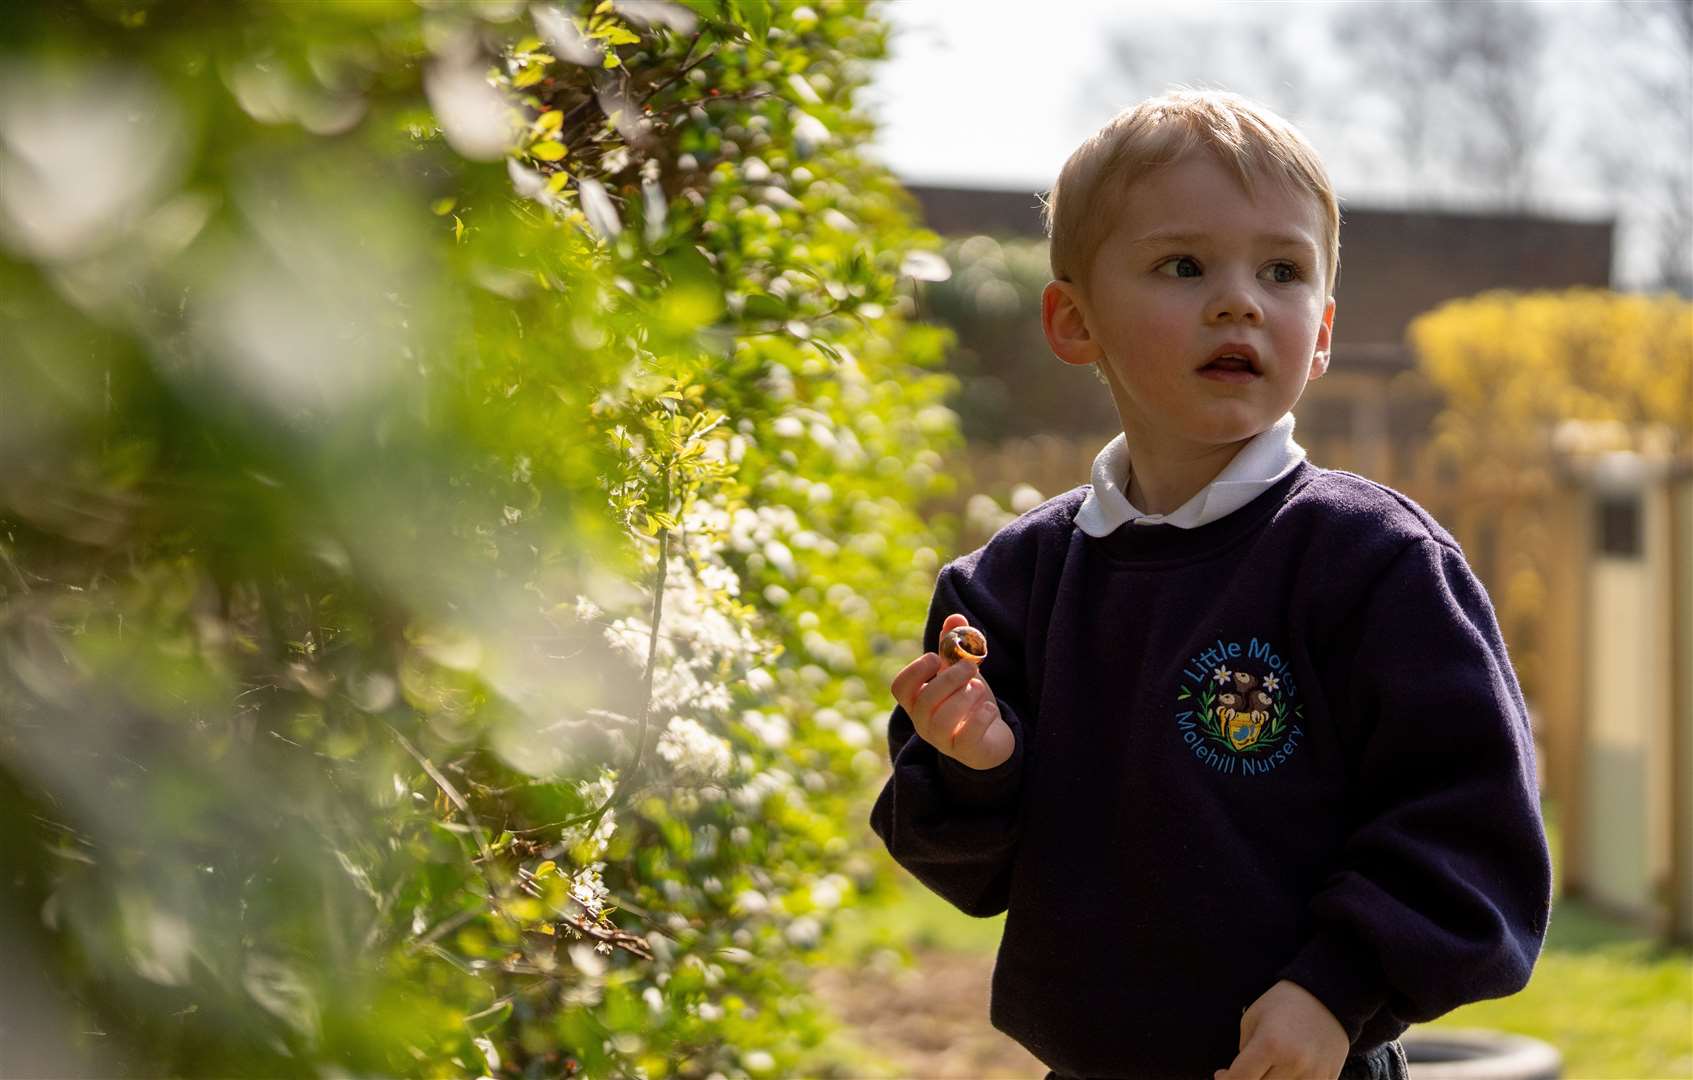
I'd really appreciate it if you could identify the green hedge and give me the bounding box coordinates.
[0,2,956,1076]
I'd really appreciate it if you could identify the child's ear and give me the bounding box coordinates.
[1307,296,1336,380]
[1042,280,1102,367]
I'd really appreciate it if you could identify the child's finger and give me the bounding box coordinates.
[948,697,1001,751]
[930,677,991,746]
[1215,1042,1273,1080]
[890,652,940,713]
[909,658,979,731]
[939,612,969,637]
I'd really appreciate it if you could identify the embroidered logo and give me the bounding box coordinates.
[1175,637,1304,777]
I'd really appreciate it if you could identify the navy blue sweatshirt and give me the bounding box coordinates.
[868,461,1552,1079]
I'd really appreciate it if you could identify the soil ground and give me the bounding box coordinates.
[808,947,1048,1080]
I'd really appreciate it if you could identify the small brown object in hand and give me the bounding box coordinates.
[939,625,988,666]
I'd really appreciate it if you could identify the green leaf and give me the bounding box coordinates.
[464,999,513,1034]
[737,0,772,43]
[743,292,787,321]
[530,140,567,161]
[675,0,722,20]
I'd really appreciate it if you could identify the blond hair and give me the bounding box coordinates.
[1043,88,1340,295]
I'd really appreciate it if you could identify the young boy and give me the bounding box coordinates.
[868,90,1552,1080]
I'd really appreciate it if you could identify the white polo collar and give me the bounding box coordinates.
[1075,412,1307,536]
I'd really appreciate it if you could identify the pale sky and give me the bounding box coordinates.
[864,0,1687,287]
[866,0,1211,191]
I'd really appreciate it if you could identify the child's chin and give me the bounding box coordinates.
[1188,409,1275,443]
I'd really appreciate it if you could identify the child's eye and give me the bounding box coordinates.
[1155,255,1202,278]
[1261,261,1304,284]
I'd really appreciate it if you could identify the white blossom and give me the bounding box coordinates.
[733,888,769,915]
[731,767,796,811]
[739,709,790,749]
[568,862,611,919]
[697,561,740,597]
[812,707,842,729]
[568,940,609,976]
[784,916,821,948]
[809,878,843,910]
[762,540,795,578]
[656,716,732,781]
[561,769,618,858]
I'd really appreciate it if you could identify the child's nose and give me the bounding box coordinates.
[1203,281,1264,324]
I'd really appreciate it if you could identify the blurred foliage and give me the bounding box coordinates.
[0,1,962,1077]
[923,233,1118,443]
[1412,289,1693,463]
[1409,287,1693,710]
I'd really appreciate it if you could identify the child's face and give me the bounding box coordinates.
[1043,151,1334,457]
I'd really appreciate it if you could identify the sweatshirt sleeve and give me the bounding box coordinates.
[1279,537,1553,1041]
[867,554,1034,918]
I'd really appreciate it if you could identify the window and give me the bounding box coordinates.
[1596,493,1643,558]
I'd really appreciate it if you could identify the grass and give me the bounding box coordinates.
[832,801,1693,1079]
[1421,899,1692,1078]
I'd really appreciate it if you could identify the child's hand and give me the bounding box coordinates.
[890,613,1015,771]
[1214,979,1349,1080]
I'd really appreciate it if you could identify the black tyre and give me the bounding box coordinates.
[1402,1028,1562,1080]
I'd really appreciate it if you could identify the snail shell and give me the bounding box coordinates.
[939,625,988,666]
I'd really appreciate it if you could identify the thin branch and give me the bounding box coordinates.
[407,904,486,953]
[547,522,671,838]
[391,724,496,868]
[508,776,664,838]
[0,539,32,594]
[639,31,704,100]
[539,911,655,962]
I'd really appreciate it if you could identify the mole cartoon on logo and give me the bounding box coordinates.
[1219,669,1270,751]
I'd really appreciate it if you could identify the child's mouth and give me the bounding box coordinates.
[1199,358,1260,383]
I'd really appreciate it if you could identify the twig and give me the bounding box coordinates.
[640,31,711,101]
[0,539,31,594]
[408,904,486,953]
[547,524,670,837]
[507,777,663,839]
[541,911,655,962]
[391,725,496,867]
